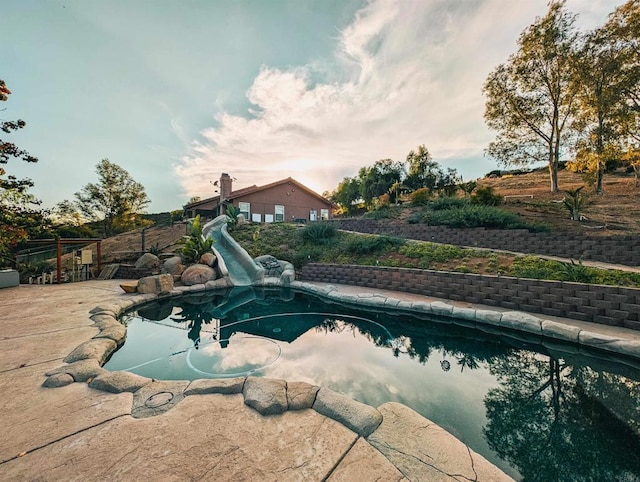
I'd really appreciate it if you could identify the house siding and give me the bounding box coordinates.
[230,181,331,222]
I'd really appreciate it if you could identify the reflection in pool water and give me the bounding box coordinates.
[105,287,640,481]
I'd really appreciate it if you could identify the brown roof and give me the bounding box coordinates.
[184,177,333,209]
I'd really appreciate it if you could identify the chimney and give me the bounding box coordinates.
[220,173,232,203]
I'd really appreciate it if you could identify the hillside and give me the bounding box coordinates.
[87,169,639,267]
[479,169,640,235]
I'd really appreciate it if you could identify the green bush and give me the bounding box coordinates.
[344,235,405,255]
[363,205,401,219]
[426,205,547,231]
[410,188,432,206]
[406,211,427,224]
[471,186,503,206]
[181,215,214,263]
[429,197,469,211]
[299,222,337,243]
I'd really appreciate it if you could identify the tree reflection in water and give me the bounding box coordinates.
[484,351,640,481]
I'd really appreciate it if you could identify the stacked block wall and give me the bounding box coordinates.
[332,219,640,267]
[300,263,640,331]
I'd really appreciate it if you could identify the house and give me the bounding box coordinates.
[184,173,333,223]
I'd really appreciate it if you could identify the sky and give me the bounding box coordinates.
[1,0,624,213]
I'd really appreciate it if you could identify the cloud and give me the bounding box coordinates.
[175,0,618,198]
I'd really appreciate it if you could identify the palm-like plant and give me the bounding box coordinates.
[181,215,213,263]
[562,186,587,221]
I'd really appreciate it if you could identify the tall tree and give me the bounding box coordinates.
[74,159,150,237]
[405,145,460,195]
[330,176,361,215]
[602,0,640,144]
[484,1,579,192]
[568,25,629,193]
[0,79,49,265]
[358,159,404,208]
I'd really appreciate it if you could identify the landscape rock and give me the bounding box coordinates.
[64,338,117,364]
[137,274,174,294]
[313,387,382,437]
[199,252,217,267]
[42,373,74,388]
[184,378,245,396]
[135,253,161,270]
[89,371,152,393]
[243,376,288,415]
[161,256,185,276]
[500,311,543,334]
[255,255,284,277]
[93,323,127,347]
[287,381,320,410]
[46,359,106,382]
[181,264,217,285]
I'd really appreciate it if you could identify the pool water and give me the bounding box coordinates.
[105,287,640,481]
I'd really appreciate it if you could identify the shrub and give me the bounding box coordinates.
[426,205,547,231]
[410,188,432,206]
[344,235,405,255]
[363,205,401,219]
[471,186,503,206]
[181,215,214,263]
[299,222,337,243]
[407,211,427,224]
[429,197,469,211]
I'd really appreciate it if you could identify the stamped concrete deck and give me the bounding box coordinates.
[1,279,639,481]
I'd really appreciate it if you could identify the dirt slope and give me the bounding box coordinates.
[479,169,640,234]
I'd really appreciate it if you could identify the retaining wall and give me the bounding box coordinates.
[331,219,640,267]
[114,264,155,280]
[300,263,640,331]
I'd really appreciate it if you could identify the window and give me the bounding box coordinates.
[309,210,317,222]
[275,205,285,222]
[238,202,250,220]
[251,213,262,223]
[320,209,329,220]
[265,214,274,223]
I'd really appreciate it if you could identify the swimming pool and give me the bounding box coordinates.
[105,287,640,481]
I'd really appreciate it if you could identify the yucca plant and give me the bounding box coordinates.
[562,186,586,221]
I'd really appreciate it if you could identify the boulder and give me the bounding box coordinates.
[255,255,284,277]
[135,253,161,270]
[243,377,288,415]
[161,256,185,276]
[181,264,217,286]
[137,274,174,294]
[199,252,217,267]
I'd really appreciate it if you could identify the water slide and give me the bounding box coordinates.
[202,215,264,287]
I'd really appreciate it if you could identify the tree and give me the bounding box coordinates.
[358,159,404,208]
[73,159,150,237]
[484,1,579,192]
[0,79,49,265]
[568,18,632,193]
[404,145,460,195]
[602,0,640,144]
[330,176,361,215]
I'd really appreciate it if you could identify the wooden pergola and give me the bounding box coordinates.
[25,238,102,284]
